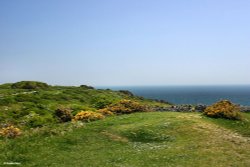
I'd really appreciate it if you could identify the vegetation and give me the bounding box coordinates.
[106,99,148,114]
[54,107,73,122]
[79,85,94,89]
[11,81,49,89]
[204,100,242,120]
[206,112,250,137]
[73,111,105,122]
[0,112,249,166]
[0,125,22,138]
[0,81,163,129]
[0,81,249,166]
[97,108,114,116]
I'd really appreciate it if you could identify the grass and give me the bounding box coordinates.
[1,82,249,166]
[205,112,250,137]
[1,112,249,167]
[0,81,170,127]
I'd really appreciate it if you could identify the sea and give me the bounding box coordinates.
[98,86,250,106]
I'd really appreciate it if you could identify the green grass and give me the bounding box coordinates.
[1,112,249,167]
[205,112,250,137]
[0,82,169,128]
[1,82,249,166]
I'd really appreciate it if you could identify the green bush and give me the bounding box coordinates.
[91,94,115,109]
[80,85,94,89]
[11,81,49,89]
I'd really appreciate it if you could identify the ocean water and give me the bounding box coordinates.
[102,86,250,106]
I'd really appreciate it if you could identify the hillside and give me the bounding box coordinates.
[0,81,169,127]
[0,81,250,166]
[0,112,250,166]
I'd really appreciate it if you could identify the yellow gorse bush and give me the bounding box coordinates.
[204,100,242,120]
[97,108,114,116]
[107,99,147,114]
[0,125,22,138]
[73,111,105,122]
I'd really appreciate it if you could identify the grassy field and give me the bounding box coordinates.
[1,112,249,167]
[0,82,249,166]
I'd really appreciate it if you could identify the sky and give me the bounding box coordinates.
[0,0,250,86]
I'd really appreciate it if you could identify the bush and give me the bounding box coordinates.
[55,107,73,122]
[0,125,22,138]
[11,81,49,89]
[80,85,94,89]
[73,111,104,122]
[107,99,147,114]
[204,100,242,120]
[97,108,114,116]
[90,94,115,109]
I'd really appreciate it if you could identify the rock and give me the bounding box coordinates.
[195,104,207,112]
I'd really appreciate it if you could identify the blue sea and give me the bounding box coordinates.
[100,86,250,106]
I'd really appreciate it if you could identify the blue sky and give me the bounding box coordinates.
[0,0,250,86]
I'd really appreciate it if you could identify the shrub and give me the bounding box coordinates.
[0,125,22,138]
[91,95,114,109]
[97,108,114,116]
[204,100,242,120]
[73,111,104,122]
[11,81,49,89]
[92,98,113,109]
[80,85,94,89]
[107,99,147,114]
[55,107,73,122]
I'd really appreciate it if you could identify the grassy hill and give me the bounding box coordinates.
[0,81,250,166]
[0,112,249,166]
[0,81,168,127]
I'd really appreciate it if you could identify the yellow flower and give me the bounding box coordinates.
[0,125,22,138]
